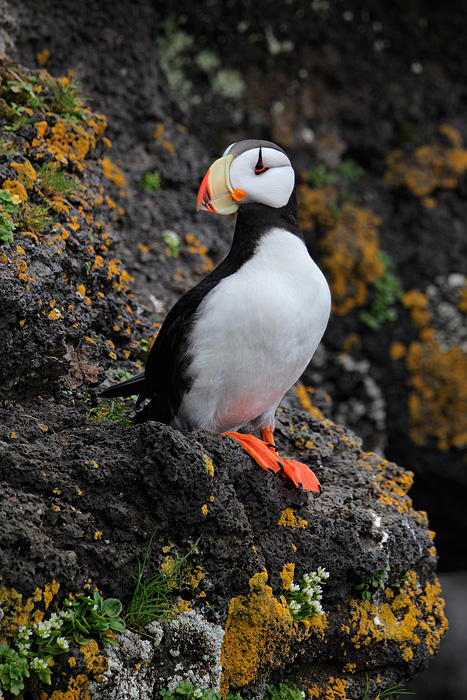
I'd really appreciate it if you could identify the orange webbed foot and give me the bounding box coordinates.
[222,427,321,493]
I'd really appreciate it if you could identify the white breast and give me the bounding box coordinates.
[174,227,331,433]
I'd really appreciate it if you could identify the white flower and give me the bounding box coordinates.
[193,689,203,698]
[31,657,49,671]
[289,583,300,592]
[56,637,69,650]
[49,613,63,629]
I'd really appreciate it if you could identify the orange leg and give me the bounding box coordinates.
[222,426,321,493]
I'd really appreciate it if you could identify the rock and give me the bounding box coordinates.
[0,397,447,698]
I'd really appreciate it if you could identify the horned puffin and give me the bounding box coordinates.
[100,139,331,492]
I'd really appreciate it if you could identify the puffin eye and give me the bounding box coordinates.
[254,147,269,175]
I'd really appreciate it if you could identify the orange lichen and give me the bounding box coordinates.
[402,289,432,328]
[389,341,406,361]
[100,156,126,188]
[185,232,213,272]
[343,572,447,662]
[319,203,384,315]
[384,125,467,197]
[220,571,294,695]
[294,384,326,420]
[3,178,28,202]
[406,335,467,449]
[11,160,37,188]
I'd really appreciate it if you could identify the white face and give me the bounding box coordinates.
[224,143,295,209]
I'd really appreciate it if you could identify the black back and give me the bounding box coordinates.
[135,188,303,424]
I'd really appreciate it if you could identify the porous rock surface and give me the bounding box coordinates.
[1,395,447,699]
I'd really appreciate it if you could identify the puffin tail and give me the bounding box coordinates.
[99,370,146,399]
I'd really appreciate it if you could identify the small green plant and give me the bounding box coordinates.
[264,680,306,700]
[0,591,125,695]
[126,532,200,631]
[339,159,364,181]
[359,251,403,330]
[59,590,126,646]
[362,674,415,699]
[307,164,336,187]
[160,680,242,700]
[162,229,181,257]
[159,680,305,700]
[42,74,86,121]
[284,567,329,622]
[140,170,162,193]
[390,571,410,595]
[37,162,82,199]
[0,644,30,695]
[0,189,21,245]
[354,565,390,601]
[86,397,134,425]
[15,201,56,232]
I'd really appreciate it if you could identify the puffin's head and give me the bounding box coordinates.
[197,139,295,215]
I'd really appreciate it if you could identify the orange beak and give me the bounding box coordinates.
[197,154,246,215]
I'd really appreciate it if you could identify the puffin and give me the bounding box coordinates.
[100,139,331,492]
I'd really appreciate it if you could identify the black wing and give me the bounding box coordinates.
[101,256,240,425]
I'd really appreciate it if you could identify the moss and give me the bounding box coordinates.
[220,571,294,694]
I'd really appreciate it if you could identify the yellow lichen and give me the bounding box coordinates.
[220,571,294,695]
[319,203,384,315]
[278,508,307,529]
[294,384,326,420]
[203,453,215,477]
[280,563,295,591]
[11,160,37,188]
[402,289,432,329]
[406,335,467,449]
[343,572,447,662]
[384,126,467,197]
[3,178,28,202]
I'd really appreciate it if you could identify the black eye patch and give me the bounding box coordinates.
[254,146,269,175]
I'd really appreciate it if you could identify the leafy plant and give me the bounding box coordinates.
[0,591,125,695]
[284,567,329,622]
[140,170,162,193]
[359,251,403,330]
[339,159,364,181]
[354,565,390,601]
[0,644,30,695]
[126,532,200,631]
[159,679,305,700]
[362,674,415,699]
[160,680,242,700]
[59,590,126,646]
[0,189,20,245]
[86,397,134,425]
[390,571,410,595]
[307,164,336,187]
[41,74,86,121]
[264,680,305,700]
